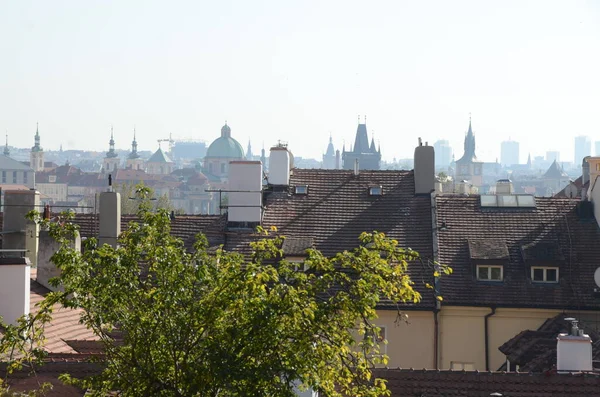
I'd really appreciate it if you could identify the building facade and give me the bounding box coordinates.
[574,136,591,166]
[500,140,519,166]
[433,139,452,169]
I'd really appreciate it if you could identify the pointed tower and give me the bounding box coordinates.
[30,123,45,171]
[342,116,381,170]
[322,135,336,169]
[103,126,121,173]
[126,128,144,170]
[527,153,532,169]
[455,116,483,187]
[246,140,253,160]
[3,133,10,157]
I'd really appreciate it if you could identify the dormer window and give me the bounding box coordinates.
[369,186,383,196]
[531,266,559,283]
[294,185,308,195]
[477,265,503,281]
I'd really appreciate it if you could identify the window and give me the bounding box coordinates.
[23,172,28,184]
[476,265,503,281]
[294,185,308,195]
[2,171,5,183]
[12,171,17,183]
[221,163,226,173]
[369,186,383,196]
[49,175,57,183]
[531,267,559,283]
[451,362,475,371]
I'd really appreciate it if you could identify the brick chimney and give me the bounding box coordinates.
[557,318,593,372]
[98,191,121,248]
[414,138,435,195]
[268,144,291,186]
[228,161,263,227]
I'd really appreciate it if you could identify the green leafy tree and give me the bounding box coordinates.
[0,309,53,396]
[117,182,175,215]
[34,194,449,397]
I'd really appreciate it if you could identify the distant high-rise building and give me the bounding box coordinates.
[546,151,560,163]
[500,140,519,166]
[30,123,44,172]
[342,116,381,170]
[322,135,337,169]
[433,140,452,168]
[574,136,591,165]
[595,141,600,156]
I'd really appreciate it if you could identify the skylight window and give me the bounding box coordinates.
[294,185,308,195]
[480,194,536,208]
[369,186,383,196]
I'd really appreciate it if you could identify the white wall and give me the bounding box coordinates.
[228,161,262,223]
[0,261,31,325]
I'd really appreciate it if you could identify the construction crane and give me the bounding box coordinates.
[157,133,175,153]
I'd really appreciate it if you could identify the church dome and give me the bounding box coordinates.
[205,123,245,159]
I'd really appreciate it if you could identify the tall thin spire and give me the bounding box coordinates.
[107,126,118,158]
[32,122,42,152]
[129,127,139,159]
[3,132,10,156]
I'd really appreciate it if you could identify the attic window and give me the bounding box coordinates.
[294,185,308,195]
[477,265,503,281]
[49,175,57,183]
[369,186,383,196]
[531,266,559,283]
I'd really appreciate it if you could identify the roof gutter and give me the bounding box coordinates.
[484,306,496,371]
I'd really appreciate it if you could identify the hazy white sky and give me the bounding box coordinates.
[1,0,599,163]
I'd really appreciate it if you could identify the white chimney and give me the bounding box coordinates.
[99,191,121,248]
[269,144,291,186]
[228,161,263,225]
[495,179,514,195]
[456,180,470,195]
[3,190,40,266]
[353,159,359,176]
[0,257,31,325]
[557,318,593,372]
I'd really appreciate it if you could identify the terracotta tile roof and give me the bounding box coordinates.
[259,169,436,308]
[29,280,98,354]
[371,368,600,396]
[435,195,600,309]
[498,314,600,372]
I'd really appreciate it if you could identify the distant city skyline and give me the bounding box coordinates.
[1,1,598,163]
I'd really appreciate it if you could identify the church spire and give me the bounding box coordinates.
[32,122,43,152]
[107,126,118,158]
[246,139,253,159]
[457,115,477,163]
[129,127,140,159]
